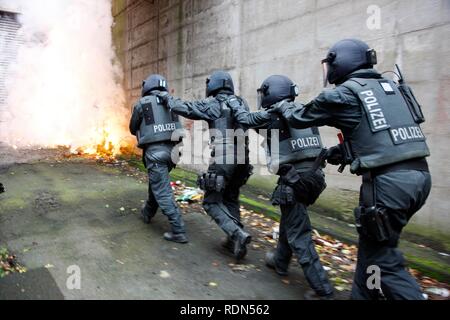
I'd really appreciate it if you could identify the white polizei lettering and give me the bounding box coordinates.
[153,123,176,133]
[360,90,389,130]
[399,128,407,140]
[369,110,384,120]
[291,139,297,149]
[415,126,424,138]
[291,136,320,150]
[391,129,399,142]
[391,126,425,143]
[373,118,388,129]
[364,96,377,105]
[312,137,319,146]
[410,126,423,139]
[366,103,380,110]
[361,90,374,97]
[405,127,413,140]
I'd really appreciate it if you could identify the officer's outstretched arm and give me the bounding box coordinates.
[229,99,271,129]
[277,100,329,129]
[129,103,141,136]
[280,87,361,130]
[167,97,221,121]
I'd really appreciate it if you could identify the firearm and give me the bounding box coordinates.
[337,132,353,173]
[395,64,425,123]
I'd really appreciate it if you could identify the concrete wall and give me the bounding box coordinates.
[112,0,450,233]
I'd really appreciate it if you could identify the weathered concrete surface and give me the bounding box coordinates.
[112,0,450,234]
[0,161,331,300]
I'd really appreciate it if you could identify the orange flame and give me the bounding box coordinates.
[73,122,135,160]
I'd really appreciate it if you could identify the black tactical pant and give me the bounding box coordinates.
[273,172,334,297]
[202,163,252,238]
[351,170,432,300]
[143,161,186,234]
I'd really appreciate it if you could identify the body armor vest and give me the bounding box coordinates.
[208,95,249,163]
[341,77,430,171]
[137,95,183,148]
[265,105,323,170]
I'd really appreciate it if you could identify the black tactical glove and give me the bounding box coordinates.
[270,101,291,115]
[0,183,4,194]
[326,145,344,166]
[158,91,170,105]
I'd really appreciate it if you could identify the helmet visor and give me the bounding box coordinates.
[322,59,331,88]
[257,88,265,110]
[205,77,211,97]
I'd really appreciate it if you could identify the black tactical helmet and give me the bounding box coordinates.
[257,75,300,109]
[142,74,168,96]
[322,39,377,85]
[205,70,235,97]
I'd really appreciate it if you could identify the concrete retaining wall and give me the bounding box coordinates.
[112,0,450,233]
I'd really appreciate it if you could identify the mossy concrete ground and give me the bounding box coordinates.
[168,166,450,283]
[0,161,325,300]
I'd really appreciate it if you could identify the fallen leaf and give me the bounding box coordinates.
[159,270,170,278]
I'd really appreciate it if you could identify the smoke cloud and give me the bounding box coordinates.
[0,0,131,154]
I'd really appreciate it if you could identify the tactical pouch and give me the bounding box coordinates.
[398,83,425,124]
[197,174,206,191]
[355,206,392,242]
[293,170,326,206]
[271,183,295,206]
[197,172,226,192]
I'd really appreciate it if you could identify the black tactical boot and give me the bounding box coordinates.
[221,237,235,253]
[233,229,251,261]
[265,251,289,276]
[163,232,188,244]
[303,289,335,300]
[141,205,156,224]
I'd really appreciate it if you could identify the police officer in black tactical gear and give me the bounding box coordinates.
[228,75,334,300]
[276,39,432,300]
[129,74,188,244]
[159,70,253,260]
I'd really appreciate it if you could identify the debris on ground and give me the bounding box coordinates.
[5,151,446,300]
[133,171,446,300]
[0,248,27,278]
[175,187,204,203]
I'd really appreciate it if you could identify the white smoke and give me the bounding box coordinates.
[0,0,131,153]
